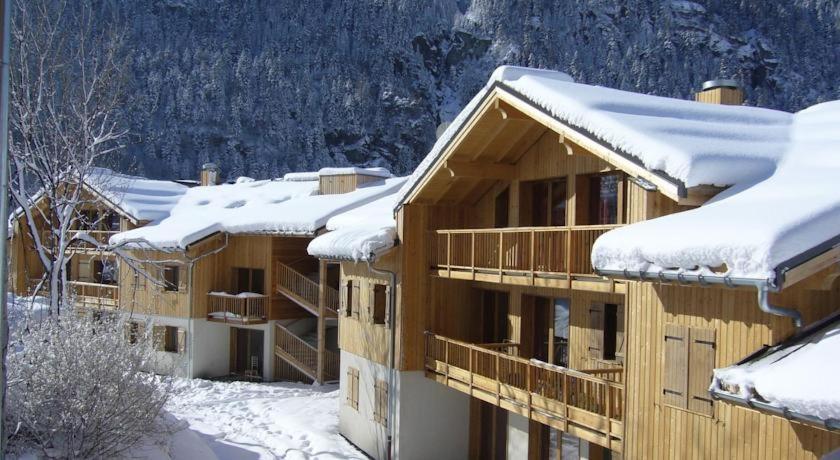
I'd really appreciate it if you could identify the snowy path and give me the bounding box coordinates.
[154,378,365,460]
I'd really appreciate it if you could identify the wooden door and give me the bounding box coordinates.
[474,399,507,460]
[494,188,510,228]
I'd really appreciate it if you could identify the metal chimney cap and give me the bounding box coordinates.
[702,79,740,91]
[201,162,220,171]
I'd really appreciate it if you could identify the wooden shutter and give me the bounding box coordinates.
[352,283,361,319]
[152,325,166,352]
[346,367,360,410]
[384,285,392,327]
[688,327,716,416]
[615,304,626,364]
[588,303,605,358]
[374,379,388,425]
[367,283,375,318]
[177,327,187,355]
[663,323,688,409]
[340,282,348,316]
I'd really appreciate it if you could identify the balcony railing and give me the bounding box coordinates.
[429,225,620,284]
[39,229,118,251]
[274,323,339,381]
[275,262,339,316]
[425,332,624,452]
[69,281,119,309]
[207,292,269,324]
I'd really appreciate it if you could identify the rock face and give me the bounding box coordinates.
[116,0,840,180]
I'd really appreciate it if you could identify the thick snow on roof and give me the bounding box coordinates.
[395,65,792,209]
[85,168,188,222]
[112,177,405,250]
[592,100,840,281]
[307,179,406,261]
[317,167,391,178]
[712,312,840,421]
[282,172,320,182]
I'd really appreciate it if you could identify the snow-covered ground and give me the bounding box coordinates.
[140,378,365,460]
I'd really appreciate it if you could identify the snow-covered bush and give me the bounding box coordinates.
[4,312,168,458]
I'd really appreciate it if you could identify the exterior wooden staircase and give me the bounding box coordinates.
[274,323,339,382]
[275,261,340,317]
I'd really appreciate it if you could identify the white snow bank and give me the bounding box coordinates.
[395,65,791,209]
[156,377,363,459]
[308,183,404,261]
[592,100,840,281]
[318,166,391,178]
[712,314,840,421]
[111,177,405,249]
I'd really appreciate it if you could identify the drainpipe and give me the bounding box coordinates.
[366,255,398,460]
[594,269,803,329]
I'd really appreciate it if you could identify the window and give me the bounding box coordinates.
[346,367,359,410]
[372,284,387,325]
[587,303,625,363]
[577,173,624,225]
[154,325,185,354]
[234,267,265,294]
[344,280,359,318]
[94,259,118,285]
[164,326,178,352]
[124,321,141,344]
[521,178,567,227]
[374,379,388,426]
[163,265,180,292]
[663,324,716,416]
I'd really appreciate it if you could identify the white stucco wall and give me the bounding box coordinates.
[507,412,530,460]
[339,351,471,460]
[339,350,389,459]
[395,370,470,460]
[190,319,231,379]
[124,313,190,378]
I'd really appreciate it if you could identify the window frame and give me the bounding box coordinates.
[163,265,180,292]
[163,325,179,353]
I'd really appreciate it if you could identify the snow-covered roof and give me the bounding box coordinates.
[318,167,391,178]
[282,172,320,182]
[111,176,405,250]
[307,180,406,261]
[592,100,840,282]
[84,169,188,222]
[395,65,791,209]
[711,311,840,424]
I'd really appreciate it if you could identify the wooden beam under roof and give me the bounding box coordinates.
[494,87,684,203]
[445,160,515,180]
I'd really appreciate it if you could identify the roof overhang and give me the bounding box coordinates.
[397,81,715,211]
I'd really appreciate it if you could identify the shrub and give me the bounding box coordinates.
[5,312,168,458]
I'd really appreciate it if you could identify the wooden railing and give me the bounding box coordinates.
[69,281,119,309]
[274,323,340,380]
[425,332,624,452]
[68,230,118,246]
[206,292,268,323]
[275,261,339,316]
[430,225,621,279]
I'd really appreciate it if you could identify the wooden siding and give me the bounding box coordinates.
[319,173,383,195]
[623,272,840,459]
[338,251,398,366]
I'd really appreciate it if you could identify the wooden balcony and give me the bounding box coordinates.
[425,333,624,453]
[41,230,118,253]
[206,292,269,324]
[429,225,622,291]
[274,323,339,381]
[69,281,119,310]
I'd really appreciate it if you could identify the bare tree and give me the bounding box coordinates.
[8,0,128,314]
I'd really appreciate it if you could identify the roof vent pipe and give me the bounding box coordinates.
[200,162,221,186]
[757,283,803,329]
[696,79,744,106]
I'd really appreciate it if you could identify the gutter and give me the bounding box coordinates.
[365,248,398,460]
[711,390,840,431]
[595,268,802,329]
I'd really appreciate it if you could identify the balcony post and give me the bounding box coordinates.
[446,232,452,277]
[498,232,503,283]
[470,232,475,280]
[565,229,572,284]
[316,259,327,384]
[529,230,535,285]
[495,353,501,406]
[605,384,612,450]
[563,372,569,432]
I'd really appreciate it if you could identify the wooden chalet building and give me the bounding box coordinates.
[111,164,404,382]
[307,66,840,459]
[8,169,187,312]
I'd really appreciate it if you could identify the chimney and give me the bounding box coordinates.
[695,79,743,106]
[200,162,221,186]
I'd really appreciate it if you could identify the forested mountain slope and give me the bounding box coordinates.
[116,0,839,180]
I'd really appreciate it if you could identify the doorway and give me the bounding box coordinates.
[480,290,509,344]
[230,327,264,379]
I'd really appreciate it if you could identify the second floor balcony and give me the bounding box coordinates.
[429,225,622,290]
[69,280,119,310]
[207,291,269,324]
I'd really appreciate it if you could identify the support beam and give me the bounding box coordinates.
[316,259,327,384]
[445,160,515,180]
